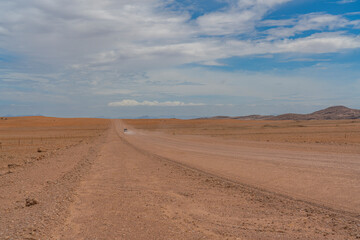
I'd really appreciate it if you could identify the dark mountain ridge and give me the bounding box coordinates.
[207,106,360,120]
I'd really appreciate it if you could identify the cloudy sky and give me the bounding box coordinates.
[1,0,360,118]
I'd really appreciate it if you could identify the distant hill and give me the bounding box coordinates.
[270,106,360,120]
[233,115,274,120]
[207,106,360,120]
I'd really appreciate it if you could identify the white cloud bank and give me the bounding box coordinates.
[108,100,205,107]
[1,0,359,71]
[1,0,360,117]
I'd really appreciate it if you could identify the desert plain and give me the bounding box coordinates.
[0,117,360,239]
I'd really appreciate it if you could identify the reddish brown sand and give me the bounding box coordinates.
[0,117,359,239]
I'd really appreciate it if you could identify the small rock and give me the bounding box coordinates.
[25,198,38,207]
[8,164,19,169]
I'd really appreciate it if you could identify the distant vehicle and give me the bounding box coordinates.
[124,128,128,133]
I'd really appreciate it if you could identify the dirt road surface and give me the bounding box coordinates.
[122,121,360,215]
[1,119,359,239]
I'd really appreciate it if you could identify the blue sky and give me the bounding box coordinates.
[0,0,360,118]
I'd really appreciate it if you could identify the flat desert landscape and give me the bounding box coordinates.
[3,1,360,239]
[1,116,360,239]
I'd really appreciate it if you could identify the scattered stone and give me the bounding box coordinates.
[37,148,46,153]
[8,164,19,169]
[25,198,38,207]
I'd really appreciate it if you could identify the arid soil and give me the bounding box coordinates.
[124,118,360,148]
[0,116,108,175]
[1,117,360,239]
[0,117,109,239]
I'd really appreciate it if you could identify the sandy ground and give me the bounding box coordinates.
[1,118,359,239]
[0,117,109,239]
[0,116,108,175]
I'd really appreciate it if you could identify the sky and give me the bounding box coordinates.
[0,0,360,118]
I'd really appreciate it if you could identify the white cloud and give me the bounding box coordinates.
[336,0,356,4]
[200,60,226,66]
[1,0,360,117]
[196,10,257,36]
[0,0,359,73]
[108,99,205,107]
[222,32,360,56]
[274,33,360,53]
[345,11,360,16]
[265,13,356,40]
[196,0,290,36]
